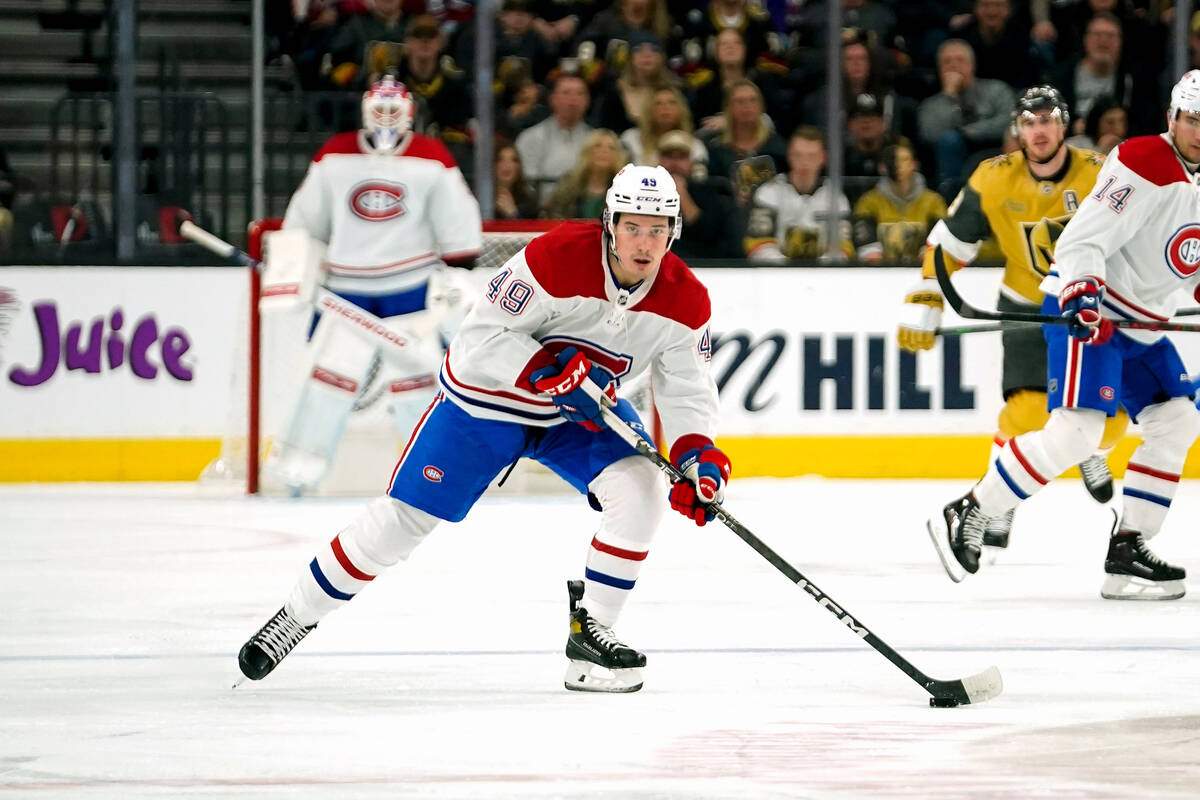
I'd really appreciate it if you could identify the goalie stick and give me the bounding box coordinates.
[933,246,1200,332]
[597,405,1004,708]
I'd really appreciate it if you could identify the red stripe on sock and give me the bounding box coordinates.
[331,535,375,581]
[590,536,648,561]
[1008,438,1048,485]
[1126,462,1180,482]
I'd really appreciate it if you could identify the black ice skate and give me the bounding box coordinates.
[1078,454,1114,503]
[564,580,646,693]
[1101,529,1186,601]
[236,606,315,684]
[982,508,1015,550]
[927,492,987,582]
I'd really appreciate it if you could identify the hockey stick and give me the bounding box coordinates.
[935,322,1034,336]
[597,405,1003,708]
[933,245,1200,332]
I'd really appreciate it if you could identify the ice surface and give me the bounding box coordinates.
[2,477,1198,799]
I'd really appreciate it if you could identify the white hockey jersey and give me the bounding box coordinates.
[745,175,852,261]
[1050,133,1200,344]
[282,131,482,296]
[440,221,721,461]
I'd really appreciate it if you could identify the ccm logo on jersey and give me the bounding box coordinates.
[349,180,407,221]
[1164,224,1200,278]
[423,465,444,482]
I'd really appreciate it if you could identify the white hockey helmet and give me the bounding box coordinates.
[603,164,682,245]
[361,76,415,154]
[1169,70,1200,126]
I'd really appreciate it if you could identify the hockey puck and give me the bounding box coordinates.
[929,696,960,708]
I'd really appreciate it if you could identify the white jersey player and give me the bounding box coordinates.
[928,71,1200,601]
[236,164,731,693]
[263,77,483,491]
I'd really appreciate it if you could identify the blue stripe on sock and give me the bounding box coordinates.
[584,567,636,591]
[310,558,355,601]
[1123,487,1172,508]
[994,459,1029,500]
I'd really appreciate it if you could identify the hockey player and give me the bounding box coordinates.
[928,71,1200,601]
[898,85,1123,552]
[264,76,483,491]
[236,164,730,693]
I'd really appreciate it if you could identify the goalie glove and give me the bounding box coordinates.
[897,278,944,352]
[669,445,731,526]
[1059,277,1113,345]
[530,347,616,431]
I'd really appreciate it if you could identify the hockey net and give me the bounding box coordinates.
[202,219,560,495]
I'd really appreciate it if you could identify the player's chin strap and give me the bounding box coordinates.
[595,402,1003,708]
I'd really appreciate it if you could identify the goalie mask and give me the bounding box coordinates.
[361,76,415,154]
[602,164,682,246]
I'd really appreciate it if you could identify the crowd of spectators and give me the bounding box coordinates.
[268,0,1181,262]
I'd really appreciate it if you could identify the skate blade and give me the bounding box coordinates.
[1100,575,1186,601]
[926,518,966,583]
[564,660,643,693]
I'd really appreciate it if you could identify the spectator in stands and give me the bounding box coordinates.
[529,0,592,53]
[542,129,629,218]
[705,79,788,205]
[1051,0,1165,77]
[620,86,708,165]
[799,32,918,143]
[917,39,1015,197]
[453,0,558,81]
[279,0,361,91]
[791,0,897,51]
[949,0,1044,90]
[1051,12,1159,137]
[327,0,409,88]
[394,15,474,147]
[494,142,542,219]
[679,0,776,71]
[744,127,853,261]
[516,73,594,202]
[655,131,743,260]
[685,28,790,134]
[589,31,678,132]
[843,93,897,200]
[499,74,550,140]
[1066,95,1127,154]
[852,139,947,263]
[576,0,674,63]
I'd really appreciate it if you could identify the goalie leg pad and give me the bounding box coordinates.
[286,496,440,625]
[379,312,445,438]
[974,407,1105,514]
[1120,397,1200,536]
[582,456,665,627]
[260,228,324,310]
[266,311,380,491]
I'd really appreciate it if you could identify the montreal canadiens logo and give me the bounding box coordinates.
[350,180,406,220]
[1164,224,1200,278]
[1100,386,1115,400]
[423,465,444,482]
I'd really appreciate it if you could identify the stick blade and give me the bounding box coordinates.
[927,665,1003,707]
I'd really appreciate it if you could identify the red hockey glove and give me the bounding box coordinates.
[530,347,616,431]
[669,445,731,526]
[1059,278,1113,345]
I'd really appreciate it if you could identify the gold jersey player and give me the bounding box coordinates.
[897,86,1127,551]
